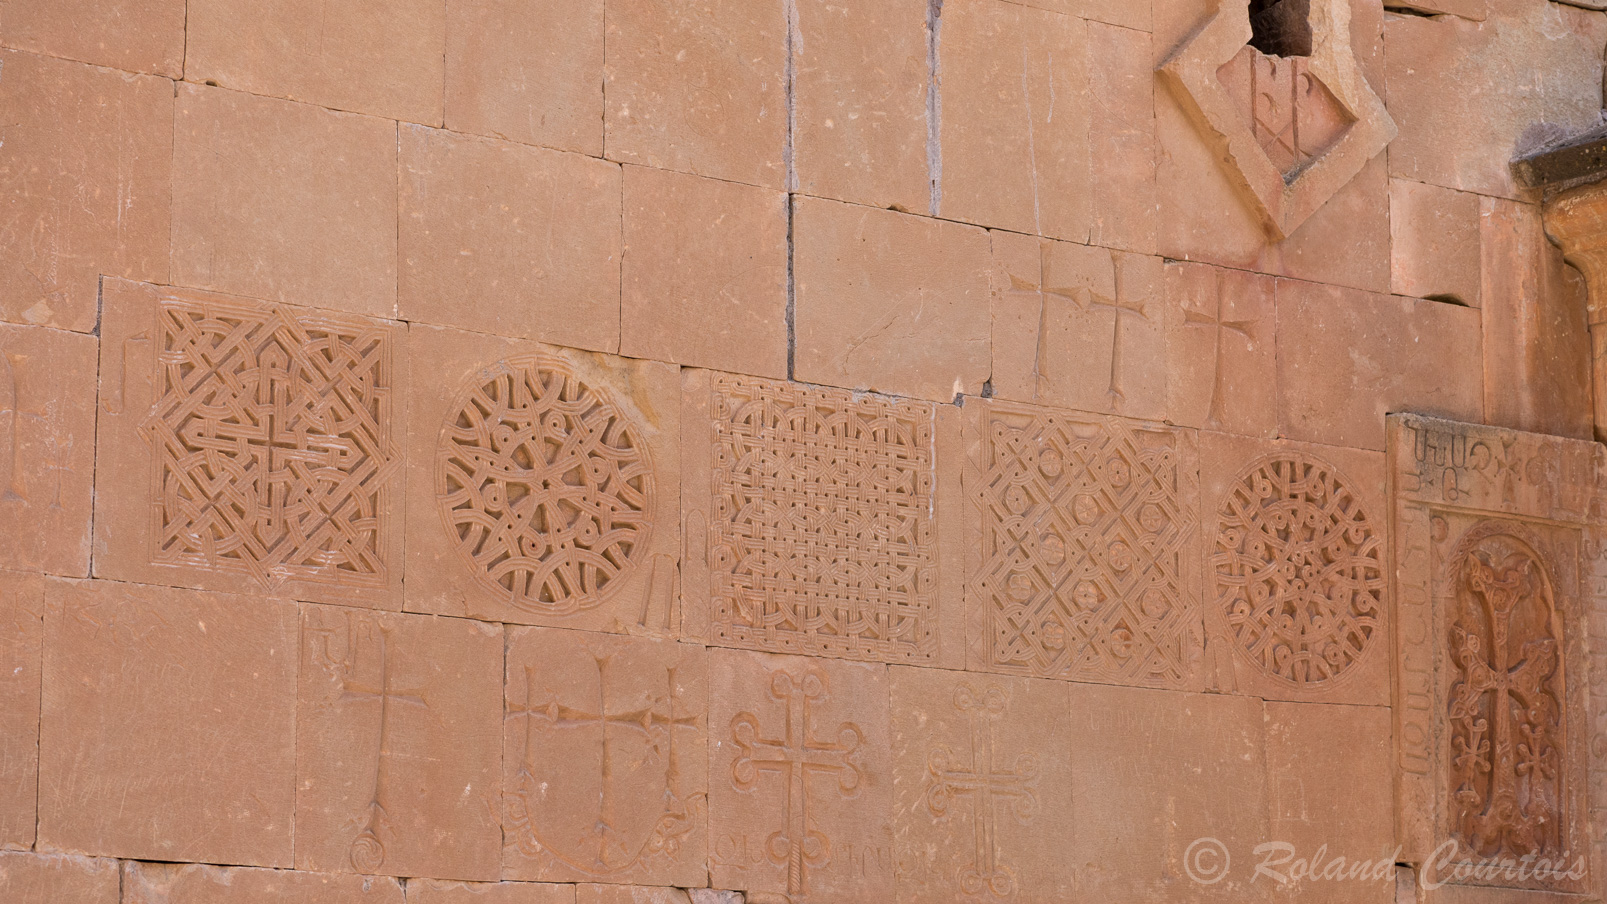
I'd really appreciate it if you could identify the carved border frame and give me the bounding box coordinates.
[1388,414,1601,900]
[1157,0,1397,239]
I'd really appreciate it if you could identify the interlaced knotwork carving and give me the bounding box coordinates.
[972,405,1197,686]
[1447,523,1565,862]
[438,356,654,616]
[1214,454,1382,687]
[143,297,398,587]
[709,374,936,662]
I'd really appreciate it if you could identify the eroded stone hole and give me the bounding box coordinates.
[1249,0,1314,57]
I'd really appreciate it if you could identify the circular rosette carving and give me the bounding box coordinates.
[437,356,655,615]
[1214,453,1383,686]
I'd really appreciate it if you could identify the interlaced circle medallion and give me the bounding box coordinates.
[437,355,654,615]
[1214,453,1383,686]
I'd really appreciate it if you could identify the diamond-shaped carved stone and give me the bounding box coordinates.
[1158,0,1396,238]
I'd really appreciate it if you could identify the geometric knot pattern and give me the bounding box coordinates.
[1214,453,1382,687]
[972,405,1197,686]
[143,296,399,588]
[709,374,936,662]
[438,355,654,616]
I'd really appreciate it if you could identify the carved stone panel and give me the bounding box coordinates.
[682,370,962,665]
[963,397,1203,689]
[890,666,1074,904]
[1389,415,1597,898]
[1157,0,1396,238]
[1202,433,1388,705]
[502,628,707,887]
[708,649,893,902]
[296,604,503,881]
[94,278,407,608]
[404,325,681,634]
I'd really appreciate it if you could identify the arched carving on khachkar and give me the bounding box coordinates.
[1387,414,1598,900]
[437,355,655,616]
[1158,0,1396,238]
[1214,453,1383,688]
[1444,521,1565,862]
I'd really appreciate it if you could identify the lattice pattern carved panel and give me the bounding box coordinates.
[964,399,1201,688]
[704,373,939,663]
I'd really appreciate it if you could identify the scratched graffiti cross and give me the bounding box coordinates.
[731,668,865,897]
[926,684,1039,898]
[332,625,428,875]
[505,654,702,876]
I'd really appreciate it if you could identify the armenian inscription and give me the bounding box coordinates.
[707,374,938,662]
[966,400,1200,687]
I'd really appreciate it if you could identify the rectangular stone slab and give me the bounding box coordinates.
[0,572,43,849]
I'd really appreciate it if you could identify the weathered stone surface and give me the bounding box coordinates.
[1068,684,1266,901]
[1265,702,1395,904]
[1385,2,1607,201]
[404,326,681,633]
[94,279,408,608]
[793,0,929,212]
[939,0,1089,241]
[1276,280,1482,451]
[297,604,503,880]
[576,885,691,904]
[1480,197,1592,442]
[172,84,398,319]
[682,370,963,665]
[0,572,42,849]
[622,166,787,377]
[503,629,706,885]
[1088,21,1157,255]
[1201,432,1388,706]
[793,197,990,401]
[891,666,1074,903]
[38,578,297,865]
[400,126,621,353]
[0,0,184,76]
[186,0,445,123]
[123,862,405,904]
[1391,179,1482,307]
[708,649,893,901]
[445,0,603,155]
[963,397,1204,689]
[0,322,97,576]
[604,0,786,189]
[1389,415,1597,898]
[1165,261,1277,438]
[990,232,1167,420]
[0,50,170,332]
[0,852,118,904]
[413,880,577,904]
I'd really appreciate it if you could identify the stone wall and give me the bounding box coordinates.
[0,0,1604,902]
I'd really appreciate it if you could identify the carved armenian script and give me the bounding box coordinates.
[143,297,398,587]
[709,374,937,662]
[1214,453,1383,687]
[439,356,654,616]
[970,402,1198,686]
[1447,523,1565,861]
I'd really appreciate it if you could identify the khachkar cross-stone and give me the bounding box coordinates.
[1448,528,1564,859]
[731,668,865,897]
[925,684,1039,898]
[1182,271,1255,429]
[505,656,701,875]
[335,625,427,874]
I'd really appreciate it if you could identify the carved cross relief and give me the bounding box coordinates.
[1159,0,1396,238]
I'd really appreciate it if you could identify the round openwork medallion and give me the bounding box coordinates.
[437,356,654,615]
[1214,453,1383,686]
